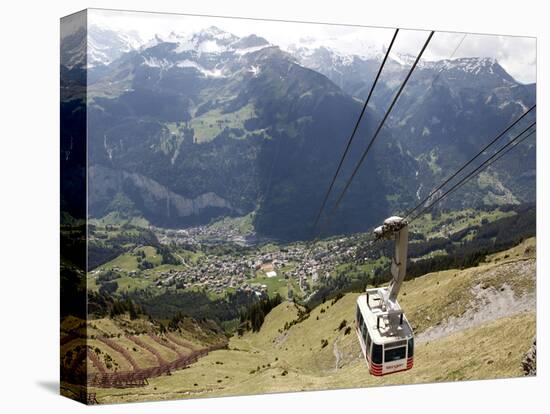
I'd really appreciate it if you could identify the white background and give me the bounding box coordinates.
[0,0,546,412]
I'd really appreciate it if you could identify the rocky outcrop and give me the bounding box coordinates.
[522,338,536,376]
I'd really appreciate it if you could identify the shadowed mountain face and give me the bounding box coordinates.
[292,48,536,208]
[60,26,535,241]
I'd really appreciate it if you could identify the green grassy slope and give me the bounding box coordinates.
[91,238,536,403]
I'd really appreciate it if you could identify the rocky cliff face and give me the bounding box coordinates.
[89,165,236,225]
[522,338,536,376]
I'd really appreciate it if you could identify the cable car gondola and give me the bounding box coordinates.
[356,216,414,376]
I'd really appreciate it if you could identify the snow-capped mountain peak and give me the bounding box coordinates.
[194,26,237,42]
[435,57,498,73]
[87,24,145,67]
[142,27,271,57]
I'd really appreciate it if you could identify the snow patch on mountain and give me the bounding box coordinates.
[150,27,270,58]
[248,65,261,77]
[497,99,529,112]
[142,56,173,69]
[235,45,271,56]
[140,55,229,78]
[196,39,228,54]
[175,60,227,78]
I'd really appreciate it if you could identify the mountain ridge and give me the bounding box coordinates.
[61,25,536,240]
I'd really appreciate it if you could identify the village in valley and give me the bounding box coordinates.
[88,206,521,306]
[89,219,363,301]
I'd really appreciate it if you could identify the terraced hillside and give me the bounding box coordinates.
[60,313,227,395]
[89,238,536,403]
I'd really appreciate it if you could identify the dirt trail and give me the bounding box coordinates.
[333,337,342,371]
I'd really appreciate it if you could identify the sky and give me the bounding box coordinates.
[84,8,536,84]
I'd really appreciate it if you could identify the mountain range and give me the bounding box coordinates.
[60,25,536,240]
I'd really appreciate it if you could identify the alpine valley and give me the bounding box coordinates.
[61,25,536,241]
[60,15,537,404]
